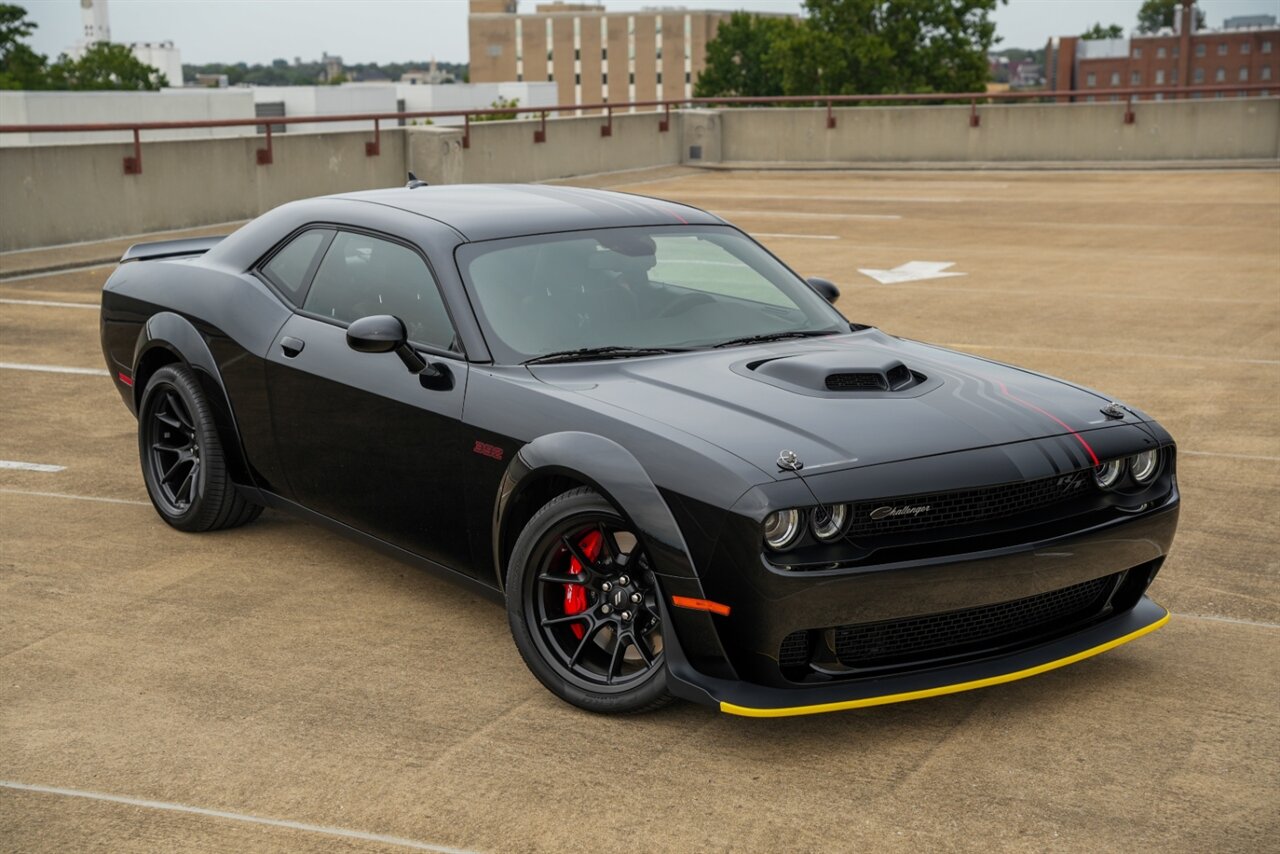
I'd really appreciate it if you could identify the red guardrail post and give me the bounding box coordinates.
[257,123,273,165]
[969,98,980,127]
[826,101,836,129]
[534,110,547,143]
[601,105,613,137]
[463,113,471,149]
[659,103,670,133]
[123,127,142,175]
[366,118,381,156]
[1124,93,1136,124]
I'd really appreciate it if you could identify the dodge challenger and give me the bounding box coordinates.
[99,183,1179,716]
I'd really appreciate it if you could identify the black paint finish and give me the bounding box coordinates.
[100,184,1182,712]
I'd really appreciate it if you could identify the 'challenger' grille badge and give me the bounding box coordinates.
[869,505,932,521]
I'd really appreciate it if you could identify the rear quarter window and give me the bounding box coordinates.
[261,229,331,303]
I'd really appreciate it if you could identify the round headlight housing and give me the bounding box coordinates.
[763,509,803,551]
[1130,449,1160,484]
[811,504,848,541]
[1094,459,1124,490]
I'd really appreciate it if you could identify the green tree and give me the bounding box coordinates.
[780,0,1004,96]
[474,95,520,121]
[696,0,1005,99]
[693,11,795,98]
[1136,0,1204,34]
[1081,23,1125,40]
[0,3,49,89]
[48,42,166,90]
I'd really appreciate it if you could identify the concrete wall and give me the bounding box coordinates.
[458,110,681,183]
[251,86,398,135]
[2,98,1277,251]
[0,129,405,251]
[714,97,1280,164]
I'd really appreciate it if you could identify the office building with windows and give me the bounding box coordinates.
[1045,3,1277,101]
[468,1,786,109]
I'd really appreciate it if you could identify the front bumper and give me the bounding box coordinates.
[664,595,1168,717]
[655,486,1178,715]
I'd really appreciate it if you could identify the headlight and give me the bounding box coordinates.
[811,503,848,541]
[763,509,802,550]
[1094,459,1124,489]
[1130,449,1160,483]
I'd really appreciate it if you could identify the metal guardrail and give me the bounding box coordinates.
[0,83,1274,175]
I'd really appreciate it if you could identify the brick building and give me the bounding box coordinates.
[468,1,786,109]
[1045,2,1277,101]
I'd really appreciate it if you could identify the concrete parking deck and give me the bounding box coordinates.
[1,168,1277,853]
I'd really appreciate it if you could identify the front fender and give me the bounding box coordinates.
[493,431,699,587]
[492,430,739,683]
[132,312,253,487]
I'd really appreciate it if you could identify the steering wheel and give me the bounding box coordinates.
[658,293,716,319]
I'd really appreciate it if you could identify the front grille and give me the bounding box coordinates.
[847,470,1095,539]
[833,573,1117,668]
[826,372,885,391]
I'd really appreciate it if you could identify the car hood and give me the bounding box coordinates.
[528,330,1132,480]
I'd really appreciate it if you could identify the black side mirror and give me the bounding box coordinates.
[806,277,840,304]
[347,315,427,374]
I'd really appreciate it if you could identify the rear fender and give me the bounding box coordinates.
[131,312,253,486]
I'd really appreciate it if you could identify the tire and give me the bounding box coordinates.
[506,487,674,714]
[137,364,262,532]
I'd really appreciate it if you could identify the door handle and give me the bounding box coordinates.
[280,336,305,358]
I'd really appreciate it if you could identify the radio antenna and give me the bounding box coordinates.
[777,450,832,526]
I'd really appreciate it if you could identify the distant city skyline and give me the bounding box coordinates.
[18,0,1280,67]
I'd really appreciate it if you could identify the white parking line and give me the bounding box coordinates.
[0,298,98,309]
[0,362,110,376]
[0,460,65,472]
[752,232,840,240]
[691,192,965,203]
[1179,450,1280,462]
[713,209,902,221]
[0,488,149,506]
[0,780,476,854]
[935,343,1280,367]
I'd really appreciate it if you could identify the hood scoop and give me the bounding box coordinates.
[743,352,928,397]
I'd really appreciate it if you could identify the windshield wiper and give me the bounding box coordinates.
[523,346,690,365]
[711,330,839,349]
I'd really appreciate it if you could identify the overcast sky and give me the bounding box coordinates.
[18,0,1280,66]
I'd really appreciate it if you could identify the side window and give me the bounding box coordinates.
[261,229,331,304]
[303,231,456,352]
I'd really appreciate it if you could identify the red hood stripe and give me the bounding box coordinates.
[997,380,1099,467]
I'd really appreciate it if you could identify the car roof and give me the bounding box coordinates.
[327,183,724,242]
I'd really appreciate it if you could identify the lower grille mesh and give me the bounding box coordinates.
[832,573,1118,668]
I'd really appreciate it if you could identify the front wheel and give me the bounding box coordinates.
[138,364,262,532]
[506,488,673,714]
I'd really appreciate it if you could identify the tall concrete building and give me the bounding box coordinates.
[468,1,776,109]
[1045,2,1277,102]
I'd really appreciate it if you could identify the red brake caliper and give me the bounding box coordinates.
[565,530,602,639]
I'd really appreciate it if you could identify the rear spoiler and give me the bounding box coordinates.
[120,236,225,263]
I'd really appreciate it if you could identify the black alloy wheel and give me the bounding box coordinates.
[507,488,673,714]
[138,364,262,532]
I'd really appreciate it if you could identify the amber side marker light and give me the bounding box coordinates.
[671,596,731,617]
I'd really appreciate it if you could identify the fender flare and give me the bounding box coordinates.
[491,431,699,590]
[131,312,253,485]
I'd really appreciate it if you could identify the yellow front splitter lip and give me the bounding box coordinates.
[721,606,1170,718]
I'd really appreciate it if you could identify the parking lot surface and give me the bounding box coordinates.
[1,168,1277,853]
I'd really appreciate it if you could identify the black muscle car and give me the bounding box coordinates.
[100,183,1179,716]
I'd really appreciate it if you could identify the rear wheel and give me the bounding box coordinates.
[138,364,261,532]
[506,488,673,714]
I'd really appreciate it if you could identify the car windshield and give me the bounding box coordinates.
[456,226,848,364]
